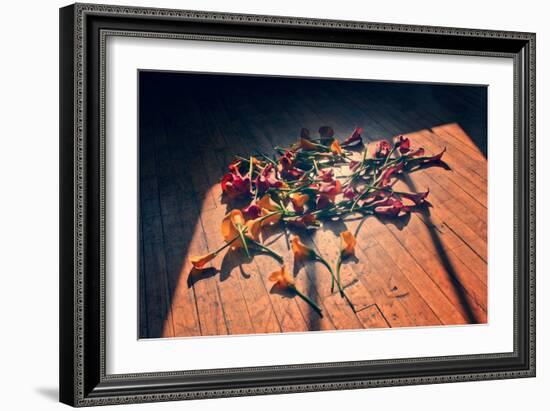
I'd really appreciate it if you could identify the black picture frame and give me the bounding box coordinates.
[59,3,536,407]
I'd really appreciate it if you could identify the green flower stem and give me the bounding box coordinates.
[291,286,323,316]
[248,239,284,263]
[315,254,340,294]
[336,253,343,295]
[214,234,242,255]
[235,224,251,259]
[258,211,283,225]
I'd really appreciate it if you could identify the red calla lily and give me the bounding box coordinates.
[374,198,409,217]
[397,136,411,154]
[379,162,404,187]
[371,140,392,158]
[342,127,363,146]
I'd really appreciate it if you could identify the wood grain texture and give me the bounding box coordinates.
[138,73,488,338]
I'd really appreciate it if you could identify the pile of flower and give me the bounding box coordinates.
[190,126,445,316]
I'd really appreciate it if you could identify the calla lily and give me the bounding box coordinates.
[379,162,404,187]
[243,203,262,220]
[189,252,217,270]
[260,208,282,227]
[315,194,332,210]
[420,147,446,163]
[278,151,304,180]
[269,265,295,288]
[319,168,335,182]
[335,231,356,297]
[245,217,263,241]
[319,179,342,201]
[221,210,246,243]
[291,236,316,260]
[269,265,323,315]
[371,140,392,158]
[257,194,280,211]
[289,192,310,212]
[397,136,411,154]
[330,139,343,155]
[255,163,283,194]
[399,190,430,207]
[220,172,251,199]
[374,198,409,218]
[342,127,363,146]
[340,231,356,257]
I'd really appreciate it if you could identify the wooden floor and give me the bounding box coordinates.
[138,73,488,338]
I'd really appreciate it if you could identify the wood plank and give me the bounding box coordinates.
[383,216,487,323]
[356,304,391,329]
[141,216,174,338]
[361,217,468,325]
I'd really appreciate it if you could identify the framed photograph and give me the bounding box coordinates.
[59,3,535,407]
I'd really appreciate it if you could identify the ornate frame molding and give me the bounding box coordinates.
[60,3,535,407]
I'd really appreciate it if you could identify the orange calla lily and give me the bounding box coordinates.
[291,236,315,259]
[340,231,356,257]
[260,208,282,226]
[221,210,246,242]
[289,192,309,211]
[256,194,279,211]
[268,265,295,289]
[244,217,262,241]
[330,139,342,155]
[189,252,217,270]
[299,137,318,151]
